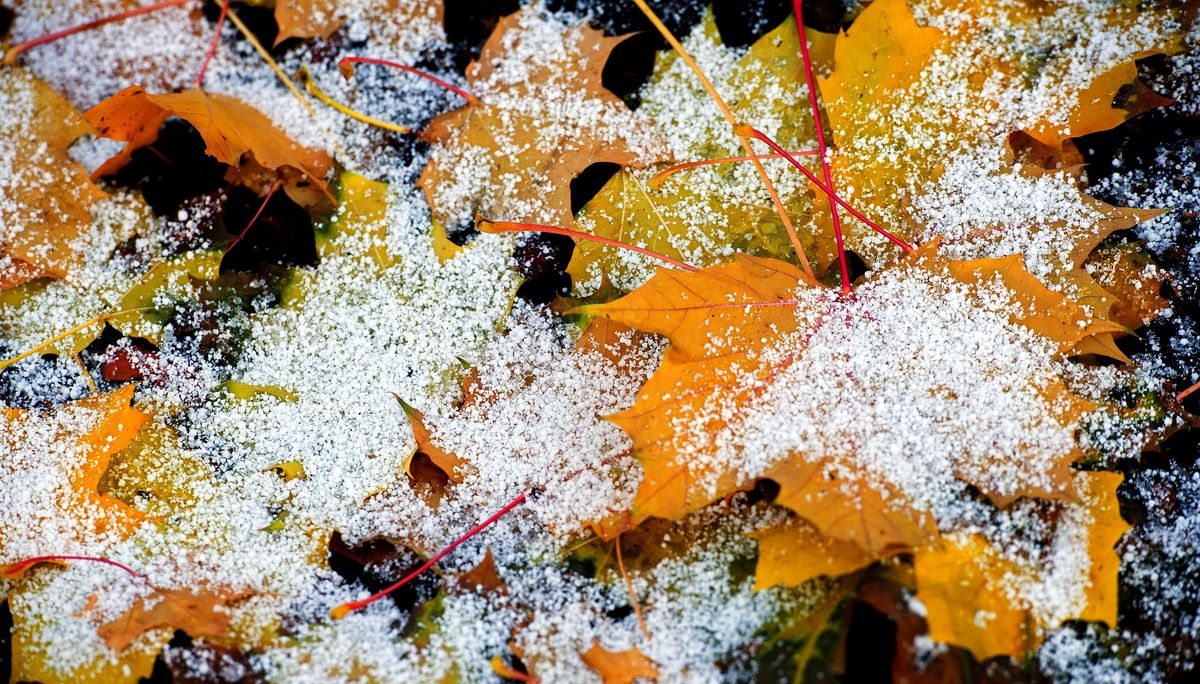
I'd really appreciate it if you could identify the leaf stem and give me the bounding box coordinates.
[791,0,850,294]
[479,220,699,272]
[3,554,140,578]
[331,491,528,618]
[616,535,651,640]
[0,308,153,372]
[194,0,230,88]
[338,57,477,104]
[226,181,280,254]
[2,0,192,66]
[628,0,813,278]
[1177,379,1200,402]
[736,125,914,253]
[649,150,819,186]
[301,67,412,134]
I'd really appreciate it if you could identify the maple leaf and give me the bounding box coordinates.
[418,6,668,231]
[83,86,332,188]
[397,394,466,483]
[750,516,874,590]
[97,585,250,653]
[0,68,106,285]
[587,243,1119,554]
[913,471,1129,660]
[812,0,1181,280]
[568,14,835,297]
[274,0,443,45]
[580,641,659,684]
[1,384,150,543]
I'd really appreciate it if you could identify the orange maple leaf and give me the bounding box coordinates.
[580,641,659,684]
[587,243,1119,553]
[1,384,150,539]
[83,86,332,187]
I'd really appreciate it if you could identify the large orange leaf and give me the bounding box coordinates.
[84,87,332,186]
[590,243,1112,553]
[419,7,667,231]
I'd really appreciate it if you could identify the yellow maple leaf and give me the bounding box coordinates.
[913,471,1129,660]
[813,0,1181,278]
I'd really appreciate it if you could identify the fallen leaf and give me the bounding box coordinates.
[813,0,1182,273]
[454,548,506,595]
[84,86,332,187]
[589,243,1113,548]
[0,69,106,283]
[98,586,250,653]
[751,516,875,590]
[1,384,150,538]
[580,641,658,684]
[913,471,1129,660]
[396,395,466,483]
[419,6,668,231]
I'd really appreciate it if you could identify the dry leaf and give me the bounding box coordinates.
[0,68,106,283]
[84,86,332,187]
[98,586,249,653]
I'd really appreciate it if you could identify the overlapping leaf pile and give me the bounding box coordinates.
[0,0,1196,681]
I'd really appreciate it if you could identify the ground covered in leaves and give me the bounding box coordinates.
[1,0,1199,682]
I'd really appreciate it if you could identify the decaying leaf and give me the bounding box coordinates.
[419,6,668,231]
[84,86,332,186]
[98,585,250,653]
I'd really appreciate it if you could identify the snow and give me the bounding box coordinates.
[1,0,1198,680]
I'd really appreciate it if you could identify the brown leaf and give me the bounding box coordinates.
[454,548,507,595]
[580,641,658,684]
[274,0,443,44]
[99,586,250,653]
[419,7,667,230]
[84,87,332,187]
